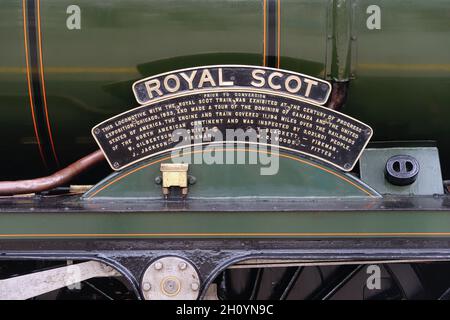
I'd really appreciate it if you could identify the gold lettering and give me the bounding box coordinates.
[163,75,180,93]
[251,69,265,87]
[304,78,318,97]
[145,79,163,99]
[180,71,197,89]
[198,69,216,88]
[285,75,302,93]
[268,72,283,90]
[218,68,234,86]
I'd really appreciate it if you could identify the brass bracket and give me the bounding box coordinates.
[160,163,189,197]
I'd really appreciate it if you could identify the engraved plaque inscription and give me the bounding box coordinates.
[93,85,373,172]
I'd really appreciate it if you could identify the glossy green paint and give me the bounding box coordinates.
[0,2,45,179]
[344,0,450,179]
[84,149,379,199]
[279,0,328,77]
[1,210,450,239]
[1,0,450,180]
[40,0,264,169]
[360,146,444,196]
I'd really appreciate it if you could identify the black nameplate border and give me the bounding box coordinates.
[93,85,373,172]
[132,65,331,106]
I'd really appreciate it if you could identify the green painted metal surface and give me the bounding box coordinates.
[0,2,45,179]
[279,0,328,77]
[84,149,379,199]
[345,0,450,179]
[360,145,444,196]
[1,0,450,180]
[41,0,264,170]
[1,210,450,239]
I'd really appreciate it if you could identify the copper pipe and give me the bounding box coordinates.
[325,81,349,111]
[0,150,105,196]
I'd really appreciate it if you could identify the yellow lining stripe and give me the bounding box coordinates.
[22,0,47,167]
[0,67,137,74]
[36,0,59,166]
[87,148,375,198]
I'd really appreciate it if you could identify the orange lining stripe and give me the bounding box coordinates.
[263,0,267,66]
[22,0,46,167]
[277,0,281,68]
[88,149,375,198]
[89,155,173,197]
[1,232,450,238]
[281,152,372,196]
[36,0,59,166]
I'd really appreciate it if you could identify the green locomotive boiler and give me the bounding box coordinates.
[0,0,450,300]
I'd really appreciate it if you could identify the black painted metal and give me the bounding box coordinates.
[266,0,277,67]
[277,267,304,300]
[3,194,450,213]
[385,264,425,299]
[307,265,361,300]
[2,238,450,299]
[385,155,420,186]
[24,0,58,170]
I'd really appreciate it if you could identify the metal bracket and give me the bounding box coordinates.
[160,163,189,197]
[0,261,120,300]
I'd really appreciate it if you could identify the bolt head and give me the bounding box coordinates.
[142,282,152,292]
[154,262,163,270]
[178,262,187,270]
[188,175,197,185]
[191,282,199,291]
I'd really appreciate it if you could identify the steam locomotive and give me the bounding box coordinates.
[0,0,450,300]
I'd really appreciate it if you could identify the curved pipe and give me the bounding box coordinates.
[0,150,105,196]
[0,81,348,196]
[325,81,349,111]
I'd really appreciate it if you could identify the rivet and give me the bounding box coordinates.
[142,282,152,291]
[154,262,163,270]
[178,262,187,270]
[191,282,199,291]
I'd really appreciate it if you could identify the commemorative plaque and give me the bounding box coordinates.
[93,65,373,172]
